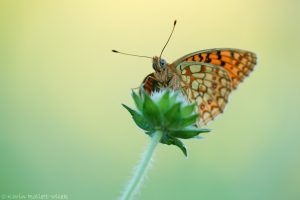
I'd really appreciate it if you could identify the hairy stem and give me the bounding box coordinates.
[119,131,163,200]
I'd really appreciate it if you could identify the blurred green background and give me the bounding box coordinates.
[1,0,300,199]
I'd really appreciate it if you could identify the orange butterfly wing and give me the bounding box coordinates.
[173,48,257,90]
[175,62,232,126]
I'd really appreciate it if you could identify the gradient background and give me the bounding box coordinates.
[1,0,300,200]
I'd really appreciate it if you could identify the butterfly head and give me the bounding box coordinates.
[152,56,168,72]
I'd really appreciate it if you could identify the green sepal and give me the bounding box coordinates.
[122,104,153,132]
[169,128,210,139]
[164,103,181,127]
[181,103,196,117]
[160,134,187,157]
[143,93,162,126]
[158,90,170,113]
[180,114,199,127]
[172,137,187,157]
[169,91,179,105]
[131,90,143,111]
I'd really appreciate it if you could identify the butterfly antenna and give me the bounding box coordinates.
[159,20,177,58]
[112,50,152,59]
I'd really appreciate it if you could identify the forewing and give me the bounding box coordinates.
[176,62,232,127]
[173,48,257,89]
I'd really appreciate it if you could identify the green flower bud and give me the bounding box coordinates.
[122,89,210,156]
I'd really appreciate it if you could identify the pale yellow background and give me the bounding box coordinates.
[1,0,300,200]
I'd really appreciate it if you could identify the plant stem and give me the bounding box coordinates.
[119,131,163,200]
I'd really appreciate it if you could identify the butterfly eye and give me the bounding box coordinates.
[159,59,166,68]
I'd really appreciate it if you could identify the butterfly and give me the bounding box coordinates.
[113,21,257,127]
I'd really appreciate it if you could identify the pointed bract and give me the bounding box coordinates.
[169,128,210,139]
[131,90,143,111]
[122,104,153,132]
[143,93,162,127]
[158,90,170,113]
